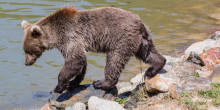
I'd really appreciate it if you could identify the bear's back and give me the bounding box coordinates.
[79,7,141,26]
[36,7,144,53]
[76,7,143,52]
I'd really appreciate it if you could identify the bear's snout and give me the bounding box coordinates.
[25,54,37,66]
[25,60,34,66]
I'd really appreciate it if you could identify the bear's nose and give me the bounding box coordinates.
[25,62,31,66]
[25,60,34,66]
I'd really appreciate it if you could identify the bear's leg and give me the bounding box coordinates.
[67,63,87,90]
[93,51,131,90]
[135,44,166,78]
[54,56,87,93]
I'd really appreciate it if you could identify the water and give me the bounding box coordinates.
[0,0,218,109]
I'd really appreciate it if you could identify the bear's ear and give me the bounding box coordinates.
[30,25,42,38]
[21,21,30,29]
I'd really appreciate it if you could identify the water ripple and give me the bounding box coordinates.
[0,2,54,7]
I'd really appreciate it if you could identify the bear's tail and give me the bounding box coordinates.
[135,24,166,78]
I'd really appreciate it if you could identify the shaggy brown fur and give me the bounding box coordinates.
[21,7,166,93]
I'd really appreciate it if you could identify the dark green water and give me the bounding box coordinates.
[0,0,218,109]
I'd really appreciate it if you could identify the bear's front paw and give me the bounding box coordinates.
[54,85,65,94]
[144,67,157,79]
[93,80,112,90]
[93,80,102,89]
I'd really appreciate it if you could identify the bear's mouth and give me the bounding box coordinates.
[25,53,37,66]
[25,60,35,66]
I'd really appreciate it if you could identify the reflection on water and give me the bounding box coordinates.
[0,0,219,109]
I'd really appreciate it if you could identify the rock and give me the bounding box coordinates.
[144,65,179,93]
[131,56,181,86]
[130,72,145,84]
[209,66,220,83]
[118,85,136,94]
[180,76,212,91]
[116,82,131,89]
[184,39,219,61]
[183,47,219,77]
[40,103,54,110]
[195,69,212,78]
[88,96,126,110]
[65,102,86,110]
[124,94,139,109]
[199,47,220,71]
[186,52,205,66]
[49,84,117,108]
[173,61,201,78]
[163,55,180,65]
[65,106,73,110]
[138,93,165,107]
[74,102,86,110]
[211,31,220,40]
[145,69,179,93]
[168,84,182,99]
[145,60,201,93]
[116,82,135,97]
[169,76,212,98]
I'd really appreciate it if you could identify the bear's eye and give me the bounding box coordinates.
[24,50,32,55]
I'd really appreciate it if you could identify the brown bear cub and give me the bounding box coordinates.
[21,7,166,93]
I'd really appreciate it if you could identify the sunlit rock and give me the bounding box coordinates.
[163,55,180,64]
[116,82,132,91]
[40,103,54,110]
[118,85,136,94]
[184,39,218,60]
[199,47,220,71]
[145,65,179,93]
[88,96,126,110]
[212,31,220,40]
[65,102,86,110]
[130,72,145,85]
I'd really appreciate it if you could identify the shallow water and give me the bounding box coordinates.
[0,0,219,109]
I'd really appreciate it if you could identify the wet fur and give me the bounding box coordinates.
[22,7,166,93]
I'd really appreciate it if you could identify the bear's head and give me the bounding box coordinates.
[21,21,46,66]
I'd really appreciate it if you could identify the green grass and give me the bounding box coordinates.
[195,101,206,105]
[198,83,220,107]
[180,92,194,107]
[193,72,200,77]
[163,93,172,99]
[198,83,220,99]
[211,83,220,88]
[177,83,220,109]
[134,84,149,99]
[115,97,128,104]
[212,98,220,106]
[178,92,207,110]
